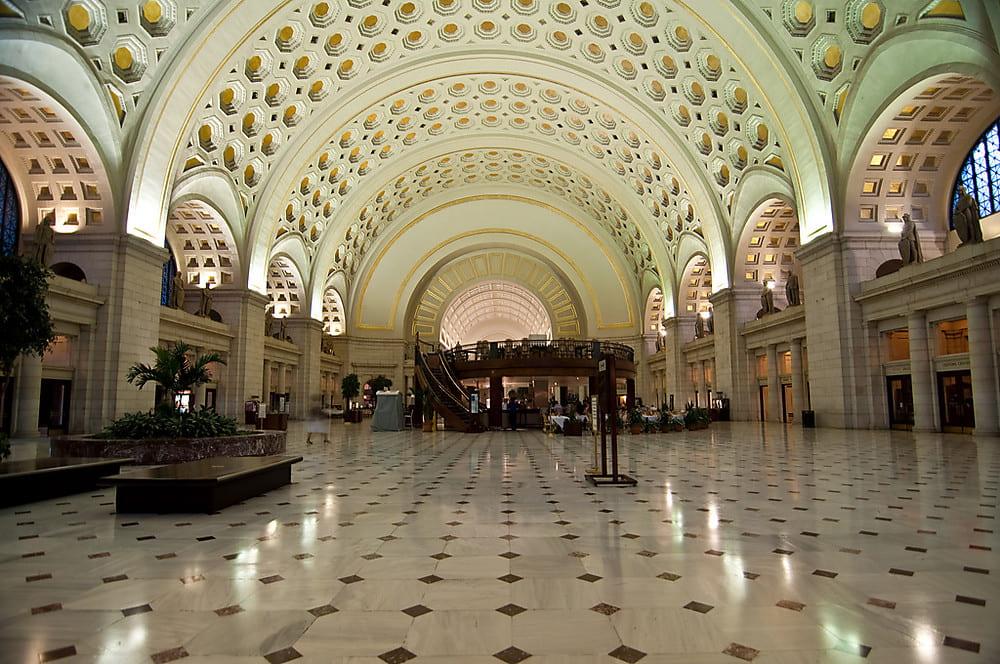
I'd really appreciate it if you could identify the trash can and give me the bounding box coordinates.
[801,410,815,428]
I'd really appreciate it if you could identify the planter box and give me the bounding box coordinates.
[52,431,286,465]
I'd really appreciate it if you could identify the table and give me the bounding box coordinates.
[371,391,404,431]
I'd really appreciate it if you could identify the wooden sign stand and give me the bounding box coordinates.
[586,352,637,487]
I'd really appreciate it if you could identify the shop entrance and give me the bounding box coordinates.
[758,385,768,421]
[886,375,914,430]
[39,379,72,435]
[938,371,975,433]
[781,383,794,422]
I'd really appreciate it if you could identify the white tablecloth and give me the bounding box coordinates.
[371,392,404,431]
[549,415,569,429]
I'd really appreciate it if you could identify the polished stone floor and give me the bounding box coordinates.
[1,422,998,663]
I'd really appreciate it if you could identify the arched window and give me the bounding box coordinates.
[160,245,179,306]
[0,157,20,257]
[953,117,1000,224]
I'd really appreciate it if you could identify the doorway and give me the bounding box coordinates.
[938,371,974,433]
[758,385,768,421]
[781,383,794,423]
[39,379,72,435]
[205,388,218,410]
[886,375,914,430]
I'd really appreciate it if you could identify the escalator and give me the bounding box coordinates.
[415,342,481,433]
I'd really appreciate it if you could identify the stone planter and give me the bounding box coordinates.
[52,431,286,465]
[629,424,643,435]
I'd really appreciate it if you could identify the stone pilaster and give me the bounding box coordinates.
[52,235,166,430]
[13,353,43,437]
[661,317,690,410]
[212,289,269,419]
[908,311,936,432]
[286,316,324,419]
[709,288,756,421]
[967,297,998,434]
[790,338,807,422]
[766,344,782,422]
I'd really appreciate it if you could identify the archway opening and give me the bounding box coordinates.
[439,280,552,347]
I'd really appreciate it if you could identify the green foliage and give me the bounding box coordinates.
[126,342,225,410]
[684,407,711,428]
[0,256,55,420]
[627,407,644,426]
[100,407,240,439]
[341,373,361,401]
[370,374,393,393]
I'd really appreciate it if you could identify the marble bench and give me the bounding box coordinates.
[104,454,303,513]
[0,457,132,507]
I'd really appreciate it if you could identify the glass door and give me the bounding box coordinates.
[938,371,975,433]
[886,376,913,430]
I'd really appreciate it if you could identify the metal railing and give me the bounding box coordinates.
[438,338,635,364]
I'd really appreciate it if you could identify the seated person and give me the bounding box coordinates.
[552,402,564,415]
[573,401,588,424]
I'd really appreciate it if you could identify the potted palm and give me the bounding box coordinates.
[422,398,436,432]
[126,342,224,413]
[627,407,644,435]
[684,406,711,430]
[341,373,361,423]
[370,375,392,406]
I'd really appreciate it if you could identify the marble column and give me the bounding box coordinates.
[13,353,43,437]
[192,347,208,410]
[908,311,936,432]
[212,289,269,419]
[286,316,324,419]
[262,360,271,402]
[790,338,806,422]
[710,288,756,421]
[661,317,691,410]
[967,297,998,434]
[276,362,287,396]
[696,361,708,408]
[766,344,781,422]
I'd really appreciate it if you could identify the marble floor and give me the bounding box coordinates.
[1,422,998,663]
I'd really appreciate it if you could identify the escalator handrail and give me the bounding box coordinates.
[415,345,471,417]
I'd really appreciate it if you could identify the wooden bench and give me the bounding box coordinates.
[104,454,303,513]
[0,457,132,507]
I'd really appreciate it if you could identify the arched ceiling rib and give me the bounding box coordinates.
[179,0,787,219]
[166,199,239,288]
[312,147,663,289]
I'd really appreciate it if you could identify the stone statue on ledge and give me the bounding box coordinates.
[757,281,779,319]
[694,314,705,339]
[322,336,336,355]
[170,272,185,309]
[195,286,213,318]
[953,185,984,246]
[32,219,55,267]
[898,213,924,266]
[706,309,715,335]
[784,271,801,307]
[265,309,275,337]
[278,317,288,341]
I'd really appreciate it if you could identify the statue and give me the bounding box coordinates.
[196,286,213,318]
[265,309,275,337]
[321,336,336,355]
[898,213,924,265]
[32,219,55,267]
[953,185,984,246]
[706,309,715,335]
[694,313,705,339]
[170,272,185,310]
[278,317,288,341]
[757,281,779,318]
[784,271,801,307]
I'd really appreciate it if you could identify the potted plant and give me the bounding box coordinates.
[341,373,361,423]
[0,255,55,437]
[126,342,225,413]
[627,407,644,435]
[421,394,435,432]
[369,375,392,406]
[642,417,658,434]
[684,406,711,430]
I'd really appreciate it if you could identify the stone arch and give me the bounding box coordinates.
[165,199,241,289]
[321,284,346,336]
[266,252,306,319]
[0,75,116,236]
[733,198,802,320]
[676,251,714,318]
[838,25,1000,244]
[438,281,553,347]
[404,249,587,343]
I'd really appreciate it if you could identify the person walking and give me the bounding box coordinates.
[306,408,330,445]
